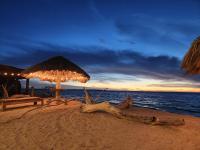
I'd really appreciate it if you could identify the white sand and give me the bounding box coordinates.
[0,100,200,150]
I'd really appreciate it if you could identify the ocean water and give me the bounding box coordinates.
[59,89,200,117]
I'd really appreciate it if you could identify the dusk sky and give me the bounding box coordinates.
[0,0,200,92]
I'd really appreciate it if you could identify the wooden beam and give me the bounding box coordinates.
[25,79,29,94]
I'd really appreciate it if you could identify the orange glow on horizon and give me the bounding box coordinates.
[62,77,200,93]
[25,75,200,93]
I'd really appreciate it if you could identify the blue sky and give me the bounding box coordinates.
[0,0,200,91]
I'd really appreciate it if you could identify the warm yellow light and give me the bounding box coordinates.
[4,72,7,75]
[11,73,14,76]
[23,70,89,83]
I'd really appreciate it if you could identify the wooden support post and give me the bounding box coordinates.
[55,73,61,100]
[2,102,6,111]
[55,80,61,99]
[30,86,35,97]
[25,79,29,94]
[41,99,44,106]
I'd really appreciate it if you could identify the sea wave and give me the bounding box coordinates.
[38,89,200,117]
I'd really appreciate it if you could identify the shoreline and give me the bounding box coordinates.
[29,89,200,117]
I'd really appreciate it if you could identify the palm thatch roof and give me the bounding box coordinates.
[182,36,200,74]
[22,56,90,83]
[0,64,24,79]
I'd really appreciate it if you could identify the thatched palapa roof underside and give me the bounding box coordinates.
[182,37,200,74]
[22,56,90,83]
[0,64,24,79]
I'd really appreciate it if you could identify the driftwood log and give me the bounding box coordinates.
[152,118,185,126]
[81,101,185,126]
[84,88,95,104]
[118,96,133,109]
[81,89,185,126]
[81,101,122,118]
[81,101,156,124]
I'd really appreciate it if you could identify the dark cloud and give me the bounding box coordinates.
[0,39,199,83]
[115,14,200,53]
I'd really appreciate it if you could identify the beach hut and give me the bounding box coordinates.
[182,37,200,74]
[22,56,90,100]
[0,64,23,77]
[0,64,29,97]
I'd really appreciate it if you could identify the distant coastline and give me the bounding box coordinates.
[22,88,200,94]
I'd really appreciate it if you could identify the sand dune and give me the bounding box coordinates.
[0,101,200,150]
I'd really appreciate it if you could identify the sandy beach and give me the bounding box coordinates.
[0,100,200,150]
[1,0,200,149]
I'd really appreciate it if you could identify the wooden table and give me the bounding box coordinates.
[0,97,44,111]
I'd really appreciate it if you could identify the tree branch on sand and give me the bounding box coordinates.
[2,84,9,99]
[84,87,95,104]
[118,96,133,109]
[81,89,185,126]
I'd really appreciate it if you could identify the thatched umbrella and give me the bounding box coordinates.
[22,56,90,99]
[182,37,200,74]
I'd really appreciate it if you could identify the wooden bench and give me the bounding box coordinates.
[0,97,44,111]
